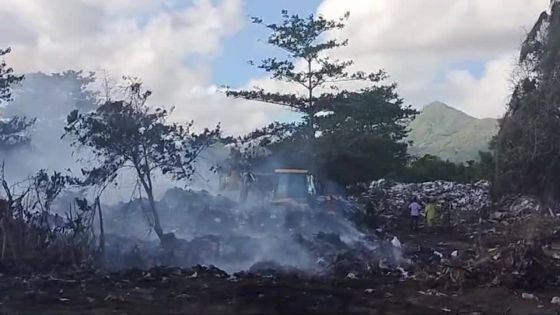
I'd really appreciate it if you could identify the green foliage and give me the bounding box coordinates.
[227,11,413,188]
[0,116,36,149]
[0,47,35,149]
[314,87,416,186]
[226,11,385,138]
[64,80,220,239]
[32,169,77,212]
[401,152,494,183]
[0,48,23,103]
[495,3,560,200]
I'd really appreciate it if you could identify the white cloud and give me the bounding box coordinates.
[0,0,553,137]
[440,55,514,118]
[0,0,283,135]
[317,0,549,118]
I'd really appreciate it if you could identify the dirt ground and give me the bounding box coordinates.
[1,227,560,315]
[1,265,559,315]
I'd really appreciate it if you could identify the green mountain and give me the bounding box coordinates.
[407,101,498,163]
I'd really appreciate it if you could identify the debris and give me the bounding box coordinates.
[365,179,491,214]
[391,237,402,248]
[551,296,560,305]
[451,251,458,258]
[346,272,357,280]
[396,266,410,279]
[522,293,538,301]
[364,288,375,294]
[509,197,541,214]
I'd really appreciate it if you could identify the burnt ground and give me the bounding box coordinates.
[0,268,426,315]
[2,228,560,315]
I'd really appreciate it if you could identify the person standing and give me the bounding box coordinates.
[425,199,437,228]
[408,197,423,231]
[240,171,255,203]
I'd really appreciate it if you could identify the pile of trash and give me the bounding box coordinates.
[97,188,400,276]
[489,195,545,221]
[365,179,491,212]
[358,179,491,232]
[408,210,560,290]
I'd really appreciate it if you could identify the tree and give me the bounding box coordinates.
[400,155,471,183]
[314,88,417,186]
[64,81,219,241]
[4,71,98,119]
[226,11,412,187]
[495,3,560,201]
[1,71,99,179]
[226,11,386,140]
[0,48,35,149]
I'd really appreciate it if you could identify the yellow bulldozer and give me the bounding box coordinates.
[219,168,317,206]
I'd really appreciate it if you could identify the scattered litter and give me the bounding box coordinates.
[391,237,402,248]
[551,296,560,305]
[522,293,538,301]
[396,266,409,279]
[346,273,357,280]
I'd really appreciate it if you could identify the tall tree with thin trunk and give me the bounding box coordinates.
[226,11,413,186]
[226,11,386,140]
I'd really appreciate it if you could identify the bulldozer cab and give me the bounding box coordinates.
[271,169,317,204]
[218,167,317,205]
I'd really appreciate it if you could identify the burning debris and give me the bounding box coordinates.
[99,187,403,277]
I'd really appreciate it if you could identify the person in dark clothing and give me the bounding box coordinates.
[240,171,255,203]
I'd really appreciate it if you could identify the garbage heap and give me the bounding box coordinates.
[365,179,491,212]
[360,179,560,289]
[359,179,491,232]
[425,214,560,290]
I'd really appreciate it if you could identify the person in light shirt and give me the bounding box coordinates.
[408,197,423,231]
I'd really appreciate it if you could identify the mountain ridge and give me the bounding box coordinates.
[407,101,498,163]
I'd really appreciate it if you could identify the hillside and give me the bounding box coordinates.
[407,101,498,163]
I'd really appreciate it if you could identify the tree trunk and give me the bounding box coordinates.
[134,161,165,242]
[146,188,164,240]
[307,59,315,141]
[139,177,164,240]
[95,197,105,257]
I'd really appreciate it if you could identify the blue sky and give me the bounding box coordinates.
[211,0,322,88]
[209,0,489,98]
